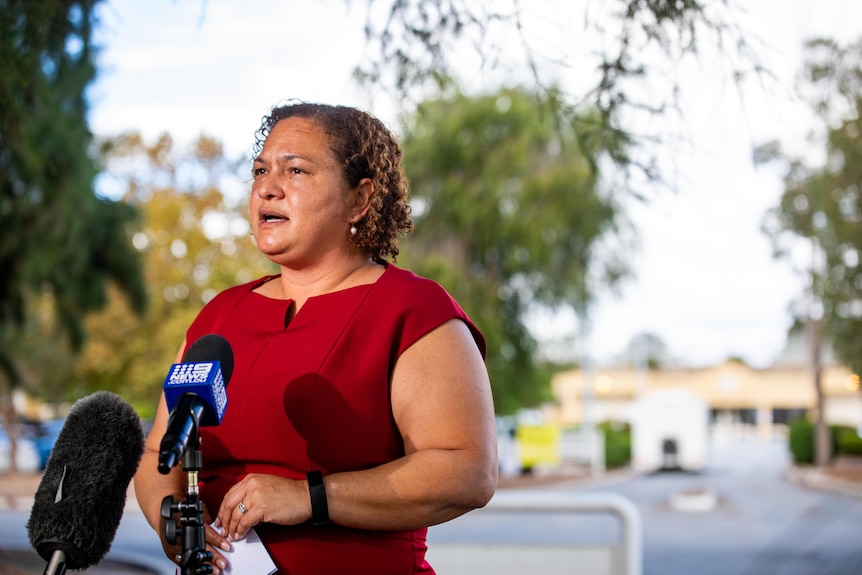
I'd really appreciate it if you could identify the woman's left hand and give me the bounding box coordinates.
[216,473,311,541]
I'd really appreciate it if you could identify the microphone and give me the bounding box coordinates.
[26,391,145,574]
[158,333,234,474]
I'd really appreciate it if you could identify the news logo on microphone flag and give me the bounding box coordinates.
[163,361,228,426]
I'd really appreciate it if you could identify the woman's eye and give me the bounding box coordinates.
[253,167,266,177]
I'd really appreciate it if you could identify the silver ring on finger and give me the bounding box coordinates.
[238,501,248,514]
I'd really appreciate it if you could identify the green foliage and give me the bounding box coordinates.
[73,132,275,407]
[600,421,631,469]
[787,418,846,464]
[788,418,815,464]
[834,425,862,456]
[354,1,764,194]
[764,37,862,376]
[399,87,627,413]
[0,0,146,400]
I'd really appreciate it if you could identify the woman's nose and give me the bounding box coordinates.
[254,176,284,200]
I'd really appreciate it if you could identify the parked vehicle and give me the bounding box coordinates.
[32,418,65,469]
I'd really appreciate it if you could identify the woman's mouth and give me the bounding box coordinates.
[260,211,287,223]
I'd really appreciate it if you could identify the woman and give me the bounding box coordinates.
[134,101,498,574]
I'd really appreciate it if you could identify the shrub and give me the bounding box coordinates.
[600,422,631,468]
[787,418,857,463]
[834,425,862,456]
[788,418,814,464]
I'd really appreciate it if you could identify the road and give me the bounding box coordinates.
[615,436,862,574]
[0,508,177,574]
[4,435,862,574]
[428,434,862,575]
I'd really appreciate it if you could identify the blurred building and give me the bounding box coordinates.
[550,336,862,438]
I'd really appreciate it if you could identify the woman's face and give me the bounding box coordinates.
[249,117,355,268]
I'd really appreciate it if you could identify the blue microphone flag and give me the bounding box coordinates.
[163,361,227,427]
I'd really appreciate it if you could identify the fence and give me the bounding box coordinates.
[427,490,642,575]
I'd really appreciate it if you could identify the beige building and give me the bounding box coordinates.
[550,360,862,437]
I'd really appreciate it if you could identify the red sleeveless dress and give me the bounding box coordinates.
[186,264,485,574]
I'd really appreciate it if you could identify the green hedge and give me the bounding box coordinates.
[600,422,631,468]
[788,418,815,464]
[834,425,862,456]
[788,419,862,463]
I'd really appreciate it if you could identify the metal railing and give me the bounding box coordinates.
[428,490,642,575]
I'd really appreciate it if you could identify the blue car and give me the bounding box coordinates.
[32,419,65,470]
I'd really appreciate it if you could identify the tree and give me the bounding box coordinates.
[0,0,769,438]
[349,0,765,411]
[354,0,766,196]
[762,37,862,466]
[400,86,627,413]
[73,132,275,414]
[624,332,669,369]
[0,0,146,468]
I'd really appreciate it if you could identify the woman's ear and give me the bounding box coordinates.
[351,178,373,222]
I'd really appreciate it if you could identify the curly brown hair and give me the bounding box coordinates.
[253,101,414,262]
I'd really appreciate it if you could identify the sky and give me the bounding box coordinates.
[87,0,862,369]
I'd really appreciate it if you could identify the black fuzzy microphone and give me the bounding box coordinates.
[26,391,145,575]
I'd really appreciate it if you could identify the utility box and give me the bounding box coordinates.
[629,389,709,473]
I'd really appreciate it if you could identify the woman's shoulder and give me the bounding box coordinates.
[380,263,445,290]
[374,264,486,357]
[377,264,456,303]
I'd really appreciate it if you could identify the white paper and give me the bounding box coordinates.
[211,523,277,575]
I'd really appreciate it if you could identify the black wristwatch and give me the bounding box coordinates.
[306,470,330,526]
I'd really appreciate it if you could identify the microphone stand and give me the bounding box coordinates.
[43,550,66,575]
[161,411,212,575]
